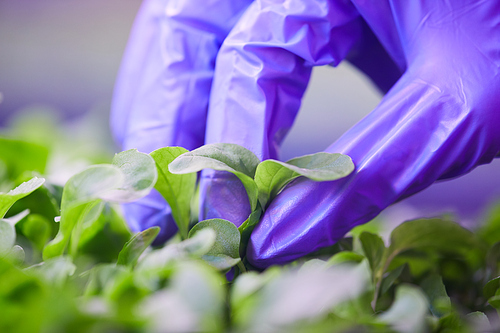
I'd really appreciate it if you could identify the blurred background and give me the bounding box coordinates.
[1,0,499,229]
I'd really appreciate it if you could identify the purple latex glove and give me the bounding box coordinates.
[201,0,500,268]
[111,0,252,241]
[112,0,399,236]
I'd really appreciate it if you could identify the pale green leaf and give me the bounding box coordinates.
[168,143,259,211]
[117,227,160,267]
[150,147,196,239]
[0,177,45,218]
[189,218,241,270]
[254,153,354,208]
[100,149,158,202]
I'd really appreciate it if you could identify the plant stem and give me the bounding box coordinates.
[237,260,247,273]
[371,251,398,311]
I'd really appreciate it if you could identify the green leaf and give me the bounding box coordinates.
[26,256,76,286]
[380,264,405,295]
[0,177,45,218]
[137,228,217,274]
[359,232,386,276]
[168,143,260,211]
[254,152,354,208]
[76,203,132,262]
[386,218,486,270]
[100,149,158,202]
[243,261,370,331]
[189,219,241,270]
[84,263,130,297]
[43,165,124,259]
[0,219,15,254]
[477,203,500,245]
[378,284,429,332]
[238,205,263,258]
[483,276,500,300]
[465,312,491,332]
[420,273,451,317]
[20,214,52,252]
[117,227,160,267]
[139,261,226,333]
[0,137,48,180]
[150,147,197,239]
[488,295,500,309]
[326,251,365,266]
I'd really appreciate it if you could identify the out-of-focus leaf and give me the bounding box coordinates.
[0,137,48,180]
[150,147,196,239]
[84,263,130,297]
[9,245,25,265]
[0,177,45,218]
[242,261,370,332]
[381,264,405,295]
[43,165,123,259]
[420,273,451,317]
[465,312,491,332]
[359,232,386,276]
[26,256,76,286]
[6,176,59,224]
[0,219,15,254]
[42,150,154,260]
[378,284,429,333]
[483,276,500,300]
[137,228,216,274]
[188,219,241,270]
[117,227,160,267]
[139,261,226,333]
[101,149,158,202]
[327,251,365,266]
[477,203,500,245]
[385,219,486,270]
[488,295,500,309]
[254,152,354,208]
[75,204,131,262]
[168,143,260,211]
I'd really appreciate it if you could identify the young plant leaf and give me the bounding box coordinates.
[386,218,486,267]
[326,251,365,266]
[26,256,76,286]
[43,165,124,259]
[188,218,241,270]
[0,177,45,218]
[150,147,197,239]
[20,214,53,252]
[0,219,15,254]
[168,143,260,211]
[483,276,500,300]
[117,226,160,267]
[0,137,48,180]
[100,149,158,202]
[137,228,216,273]
[378,284,429,332]
[238,205,263,258]
[359,231,385,279]
[380,264,405,295]
[359,232,386,277]
[254,153,354,208]
[420,273,451,317]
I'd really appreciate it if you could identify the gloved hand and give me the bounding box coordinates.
[113,0,500,269]
[111,0,253,241]
[111,0,400,239]
[212,0,499,268]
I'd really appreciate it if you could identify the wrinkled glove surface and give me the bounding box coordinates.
[112,0,500,266]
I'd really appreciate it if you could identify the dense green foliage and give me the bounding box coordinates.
[1,123,500,332]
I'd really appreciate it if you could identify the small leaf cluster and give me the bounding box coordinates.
[1,133,500,332]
